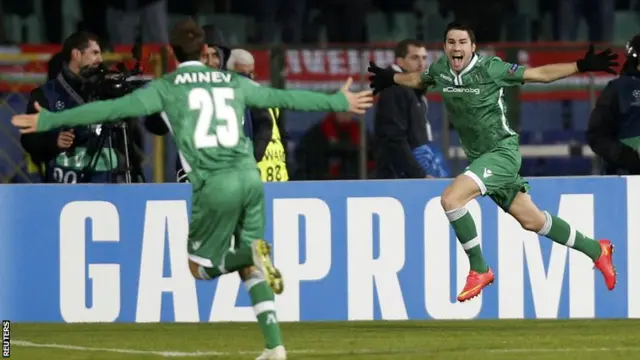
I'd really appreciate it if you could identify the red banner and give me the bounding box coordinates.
[1,44,626,101]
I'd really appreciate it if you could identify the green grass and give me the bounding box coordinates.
[10,319,640,359]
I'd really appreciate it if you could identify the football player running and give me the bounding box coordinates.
[368,21,619,302]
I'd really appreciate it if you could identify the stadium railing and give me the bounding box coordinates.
[0,42,625,182]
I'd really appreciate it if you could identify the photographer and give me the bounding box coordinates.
[21,31,103,183]
[21,31,146,183]
[587,34,640,175]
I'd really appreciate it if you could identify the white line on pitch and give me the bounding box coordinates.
[12,341,402,358]
[12,340,640,358]
[13,340,230,357]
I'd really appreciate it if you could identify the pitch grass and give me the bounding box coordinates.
[10,319,640,359]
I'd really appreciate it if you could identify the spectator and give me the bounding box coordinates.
[293,112,374,180]
[255,0,308,44]
[552,0,615,41]
[227,49,290,182]
[587,34,640,175]
[227,49,255,79]
[106,0,168,44]
[0,9,10,44]
[374,39,449,179]
[438,0,507,42]
[319,0,368,43]
[201,24,232,69]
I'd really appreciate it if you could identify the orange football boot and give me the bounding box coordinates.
[457,268,495,302]
[593,239,616,290]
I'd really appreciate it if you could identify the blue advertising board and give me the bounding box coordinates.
[1,176,639,323]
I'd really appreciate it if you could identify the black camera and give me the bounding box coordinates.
[79,61,149,100]
[74,43,150,184]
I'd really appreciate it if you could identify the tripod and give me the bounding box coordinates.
[83,121,145,183]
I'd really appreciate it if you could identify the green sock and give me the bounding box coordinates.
[446,207,488,273]
[538,212,602,261]
[203,247,254,279]
[244,269,283,349]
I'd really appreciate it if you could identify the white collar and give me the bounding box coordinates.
[178,61,205,68]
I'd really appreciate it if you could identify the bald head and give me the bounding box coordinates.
[227,49,255,78]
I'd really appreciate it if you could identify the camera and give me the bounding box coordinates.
[74,44,150,184]
[79,61,148,100]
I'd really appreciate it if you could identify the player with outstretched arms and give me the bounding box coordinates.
[12,18,373,360]
[368,21,619,302]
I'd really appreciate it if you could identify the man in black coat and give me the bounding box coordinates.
[374,38,449,179]
[587,34,640,175]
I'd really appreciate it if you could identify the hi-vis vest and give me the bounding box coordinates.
[257,108,289,182]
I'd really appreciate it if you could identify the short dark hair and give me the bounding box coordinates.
[443,21,476,44]
[170,17,205,62]
[61,31,99,62]
[394,39,427,59]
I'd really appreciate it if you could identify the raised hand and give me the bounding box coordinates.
[368,61,396,95]
[577,45,619,75]
[11,102,43,134]
[12,113,40,134]
[340,77,373,115]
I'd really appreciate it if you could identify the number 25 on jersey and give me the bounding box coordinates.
[190,87,240,149]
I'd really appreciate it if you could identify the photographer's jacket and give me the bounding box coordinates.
[21,66,119,183]
[588,69,640,174]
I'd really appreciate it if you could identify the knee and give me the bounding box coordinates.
[189,260,218,280]
[238,266,257,281]
[188,260,202,279]
[441,187,463,211]
[517,211,546,232]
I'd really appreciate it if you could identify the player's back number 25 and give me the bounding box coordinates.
[190,87,240,149]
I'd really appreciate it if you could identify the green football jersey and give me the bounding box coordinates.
[421,54,526,159]
[36,61,350,184]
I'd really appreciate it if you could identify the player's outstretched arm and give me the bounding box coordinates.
[523,63,579,83]
[393,72,423,88]
[523,45,618,83]
[242,77,373,114]
[11,82,165,134]
[367,61,426,94]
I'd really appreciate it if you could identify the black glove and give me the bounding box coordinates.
[576,45,619,74]
[368,61,397,95]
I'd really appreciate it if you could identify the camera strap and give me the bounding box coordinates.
[57,73,85,105]
[58,73,105,136]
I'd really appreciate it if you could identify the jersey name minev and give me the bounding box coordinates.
[174,71,232,85]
